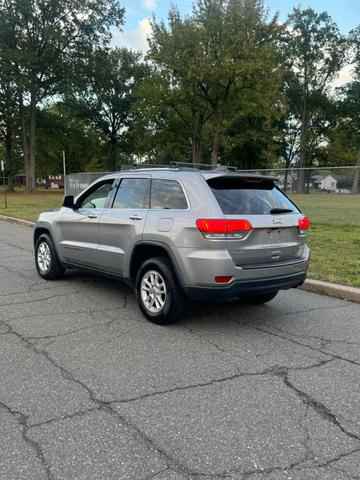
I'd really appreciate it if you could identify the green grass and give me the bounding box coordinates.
[291,194,360,288]
[0,190,359,287]
[0,190,63,222]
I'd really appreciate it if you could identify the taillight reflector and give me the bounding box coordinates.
[215,276,233,284]
[196,219,252,235]
[298,216,311,231]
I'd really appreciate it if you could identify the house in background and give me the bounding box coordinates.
[312,174,338,192]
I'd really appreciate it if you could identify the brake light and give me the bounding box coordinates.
[196,219,252,239]
[298,216,311,232]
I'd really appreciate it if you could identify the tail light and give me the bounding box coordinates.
[298,216,311,232]
[196,218,253,239]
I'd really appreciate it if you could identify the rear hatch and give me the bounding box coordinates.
[207,175,305,269]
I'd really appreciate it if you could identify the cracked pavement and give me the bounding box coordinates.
[1,221,360,480]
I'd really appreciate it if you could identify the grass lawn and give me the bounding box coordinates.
[0,190,63,222]
[292,194,360,288]
[0,190,359,288]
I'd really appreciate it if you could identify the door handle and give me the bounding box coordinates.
[88,214,98,219]
[129,215,143,221]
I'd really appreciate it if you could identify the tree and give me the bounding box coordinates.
[148,0,282,166]
[0,56,20,189]
[283,8,347,192]
[0,0,124,191]
[148,8,212,164]
[336,82,360,193]
[36,104,105,176]
[69,47,147,170]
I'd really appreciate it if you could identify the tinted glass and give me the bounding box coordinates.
[113,178,150,209]
[79,181,114,209]
[151,179,188,210]
[208,177,299,215]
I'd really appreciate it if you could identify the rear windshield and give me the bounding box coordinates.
[208,177,299,215]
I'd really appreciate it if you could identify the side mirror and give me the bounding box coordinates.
[63,195,75,209]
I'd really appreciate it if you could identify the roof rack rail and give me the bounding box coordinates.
[120,162,238,172]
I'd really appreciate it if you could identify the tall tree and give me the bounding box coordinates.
[148,8,212,164]
[0,56,20,189]
[283,8,347,192]
[69,47,146,170]
[0,0,124,191]
[148,0,281,166]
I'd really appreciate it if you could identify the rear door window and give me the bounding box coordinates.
[208,177,299,215]
[113,178,150,209]
[151,179,188,210]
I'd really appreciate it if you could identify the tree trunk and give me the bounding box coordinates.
[4,125,14,191]
[21,97,37,192]
[211,118,222,167]
[29,105,36,191]
[191,112,204,164]
[107,138,117,171]
[192,139,202,164]
[352,155,360,194]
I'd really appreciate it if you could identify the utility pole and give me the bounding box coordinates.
[62,151,66,195]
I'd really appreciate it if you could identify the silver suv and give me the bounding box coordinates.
[34,168,310,324]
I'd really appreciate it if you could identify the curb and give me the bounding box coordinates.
[0,215,34,227]
[302,279,360,304]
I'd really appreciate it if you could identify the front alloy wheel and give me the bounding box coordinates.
[35,233,65,280]
[37,241,52,275]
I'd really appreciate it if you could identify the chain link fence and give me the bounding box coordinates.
[64,172,111,196]
[64,165,360,196]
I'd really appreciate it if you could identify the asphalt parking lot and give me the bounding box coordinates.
[1,220,360,480]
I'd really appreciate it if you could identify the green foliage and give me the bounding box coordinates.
[281,8,347,191]
[146,0,283,166]
[68,47,147,170]
[36,104,105,176]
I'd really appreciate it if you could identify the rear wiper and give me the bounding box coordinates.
[270,208,294,214]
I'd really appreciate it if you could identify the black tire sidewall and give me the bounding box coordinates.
[35,234,63,280]
[136,257,183,325]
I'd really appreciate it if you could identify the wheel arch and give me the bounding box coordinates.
[128,242,185,288]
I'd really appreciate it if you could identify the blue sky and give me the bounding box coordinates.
[113,0,360,75]
[119,0,360,36]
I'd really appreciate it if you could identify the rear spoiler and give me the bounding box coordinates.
[206,175,276,189]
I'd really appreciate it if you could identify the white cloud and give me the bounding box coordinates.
[332,64,355,89]
[143,0,157,10]
[112,18,152,52]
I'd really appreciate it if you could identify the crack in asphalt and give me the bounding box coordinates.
[109,359,334,406]
[0,400,54,480]
[0,291,85,308]
[263,323,360,348]
[253,325,360,368]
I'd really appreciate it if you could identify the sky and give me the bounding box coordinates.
[112,0,360,85]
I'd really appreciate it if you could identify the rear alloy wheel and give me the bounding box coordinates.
[245,291,279,305]
[136,257,185,325]
[35,234,65,280]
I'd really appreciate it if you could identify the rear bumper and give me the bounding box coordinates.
[184,272,307,301]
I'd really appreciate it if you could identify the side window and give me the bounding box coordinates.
[78,181,114,209]
[151,179,188,210]
[113,178,150,209]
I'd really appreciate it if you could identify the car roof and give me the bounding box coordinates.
[99,168,276,182]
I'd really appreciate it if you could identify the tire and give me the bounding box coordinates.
[245,291,279,305]
[135,256,185,325]
[35,233,65,280]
